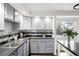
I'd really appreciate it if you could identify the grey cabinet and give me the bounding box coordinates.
[37,39,45,53]
[45,39,54,53]
[17,45,23,56]
[30,39,37,53]
[30,39,54,54]
[31,17,45,29]
[19,14,24,30]
[31,17,54,30]
[4,3,15,20]
[20,16,31,30]
[23,42,27,56]
[45,17,53,29]
[15,10,20,23]
[16,40,29,56]
[0,3,4,30]
[23,16,31,30]
[26,40,29,56]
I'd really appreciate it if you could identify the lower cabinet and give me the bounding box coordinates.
[23,42,27,56]
[17,45,23,56]
[10,51,17,56]
[26,40,30,56]
[30,39,54,54]
[30,40,38,53]
[37,40,45,53]
[45,39,54,53]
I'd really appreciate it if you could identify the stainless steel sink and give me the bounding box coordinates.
[1,42,20,48]
[0,38,24,48]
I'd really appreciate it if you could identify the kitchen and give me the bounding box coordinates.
[0,3,79,56]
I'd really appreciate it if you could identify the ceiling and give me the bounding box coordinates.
[9,3,78,15]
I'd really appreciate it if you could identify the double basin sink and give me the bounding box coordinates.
[0,39,23,48]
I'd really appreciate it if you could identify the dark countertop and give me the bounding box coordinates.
[0,48,15,56]
[57,40,79,56]
[0,37,29,56]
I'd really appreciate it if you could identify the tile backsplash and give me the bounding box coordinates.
[0,21,20,36]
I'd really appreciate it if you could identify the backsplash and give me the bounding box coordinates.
[0,21,20,36]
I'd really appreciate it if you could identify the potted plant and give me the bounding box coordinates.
[63,27,78,49]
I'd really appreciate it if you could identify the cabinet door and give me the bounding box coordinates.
[45,39,54,53]
[26,40,29,56]
[4,3,14,20]
[37,39,45,53]
[32,17,45,29]
[30,39,37,53]
[38,17,45,29]
[45,17,53,29]
[30,41,37,53]
[0,3,4,30]
[37,41,45,53]
[23,42,27,56]
[31,17,39,29]
[20,14,24,30]
[15,10,20,23]
[23,16,31,30]
[17,45,23,56]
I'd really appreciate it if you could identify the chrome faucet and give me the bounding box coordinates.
[7,32,12,47]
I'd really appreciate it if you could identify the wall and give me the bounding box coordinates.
[12,23,20,33]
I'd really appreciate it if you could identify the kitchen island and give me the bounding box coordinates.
[0,37,55,56]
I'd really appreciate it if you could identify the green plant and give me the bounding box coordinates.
[63,28,78,48]
[63,28,78,39]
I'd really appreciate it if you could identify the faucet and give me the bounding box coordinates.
[14,33,18,43]
[7,32,12,47]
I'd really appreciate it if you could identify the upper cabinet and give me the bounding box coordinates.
[19,14,24,30]
[31,17,45,29]
[31,17,54,30]
[4,3,15,21]
[20,15,31,30]
[45,17,53,30]
[15,10,20,23]
[23,16,31,30]
[0,3,4,30]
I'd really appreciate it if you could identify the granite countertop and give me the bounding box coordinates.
[0,48,16,56]
[57,40,79,56]
[0,37,29,56]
